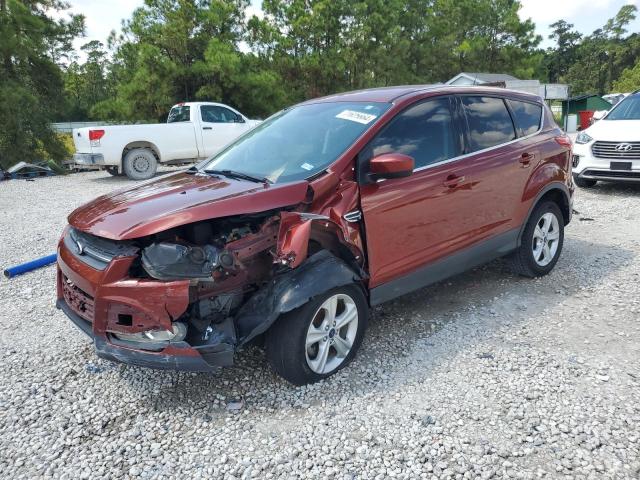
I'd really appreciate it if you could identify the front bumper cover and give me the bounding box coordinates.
[56,236,234,372]
[57,298,233,371]
[573,143,640,182]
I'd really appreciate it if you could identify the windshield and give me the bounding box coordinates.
[606,95,640,120]
[167,105,191,123]
[200,101,390,183]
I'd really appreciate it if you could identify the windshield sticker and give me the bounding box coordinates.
[336,110,378,125]
[300,162,314,171]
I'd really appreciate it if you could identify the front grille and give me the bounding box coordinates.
[583,169,640,179]
[64,227,138,270]
[62,275,95,322]
[592,141,640,160]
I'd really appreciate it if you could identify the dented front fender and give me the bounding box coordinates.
[235,251,362,344]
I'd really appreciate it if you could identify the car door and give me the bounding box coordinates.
[200,105,246,157]
[359,96,478,293]
[457,95,536,238]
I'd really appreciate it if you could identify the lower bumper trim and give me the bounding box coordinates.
[94,338,221,372]
[56,298,233,372]
[578,169,640,182]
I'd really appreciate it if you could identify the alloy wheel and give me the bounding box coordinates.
[305,293,359,374]
[532,212,560,267]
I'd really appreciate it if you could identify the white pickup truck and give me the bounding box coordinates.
[72,102,261,180]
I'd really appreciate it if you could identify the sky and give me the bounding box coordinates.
[61,0,640,60]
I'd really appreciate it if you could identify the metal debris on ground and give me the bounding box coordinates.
[3,161,57,180]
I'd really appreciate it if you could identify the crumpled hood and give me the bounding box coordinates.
[583,119,638,141]
[68,172,309,240]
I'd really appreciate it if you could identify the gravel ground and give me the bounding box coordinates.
[0,170,639,479]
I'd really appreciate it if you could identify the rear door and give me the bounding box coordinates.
[457,95,531,238]
[200,105,247,157]
[359,96,476,289]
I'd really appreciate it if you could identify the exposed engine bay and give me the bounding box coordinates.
[125,212,284,353]
[139,211,278,284]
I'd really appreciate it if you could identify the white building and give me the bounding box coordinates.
[446,72,568,100]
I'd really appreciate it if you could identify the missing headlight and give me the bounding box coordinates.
[141,242,219,281]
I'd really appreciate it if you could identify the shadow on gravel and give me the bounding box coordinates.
[582,182,640,196]
[111,237,634,414]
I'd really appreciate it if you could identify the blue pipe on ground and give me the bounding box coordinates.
[3,254,57,279]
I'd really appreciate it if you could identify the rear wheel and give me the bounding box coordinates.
[573,174,597,188]
[266,284,368,385]
[123,148,158,180]
[509,201,564,278]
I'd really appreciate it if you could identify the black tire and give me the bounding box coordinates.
[266,284,368,385]
[123,148,158,180]
[509,201,564,278]
[573,174,597,188]
[105,166,121,176]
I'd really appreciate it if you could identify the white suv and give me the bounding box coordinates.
[572,92,640,188]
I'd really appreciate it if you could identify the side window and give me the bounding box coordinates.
[201,105,238,123]
[167,105,191,123]
[507,100,542,136]
[461,96,516,152]
[363,97,459,169]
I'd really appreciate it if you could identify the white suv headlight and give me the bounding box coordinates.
[575,132,593,144]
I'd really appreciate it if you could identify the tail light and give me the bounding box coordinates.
[555,135,572,149]
[555,135,573,172]
[89,129,105,146]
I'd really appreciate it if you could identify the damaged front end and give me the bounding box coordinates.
[57,202,365,372]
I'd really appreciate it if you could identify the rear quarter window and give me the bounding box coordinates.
[168,106,191,123]
[461,96,516,152]
[507,100,542,136]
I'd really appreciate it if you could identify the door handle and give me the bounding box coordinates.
[443,174,465,188]
[203,126,213,130]
[520,152,534,167]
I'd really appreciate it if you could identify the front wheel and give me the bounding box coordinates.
[266,285,368,385]
[123,148,158,180]
[509,201,564,278]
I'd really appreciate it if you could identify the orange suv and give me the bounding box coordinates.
[57,86,573,384]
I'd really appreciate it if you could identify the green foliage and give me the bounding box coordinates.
[561,5,639,95]
[545,20,582,83]
[0,0,84,169]
[90,0,285,122]
[613,62,640,92]
[248,0,541,101]
[5,0,640,170]
[80,0,544,121]
[63,40,114,120]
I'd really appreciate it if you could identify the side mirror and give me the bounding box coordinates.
[235,114,246,123]
[369,153,415,181]
[592,110,607,122]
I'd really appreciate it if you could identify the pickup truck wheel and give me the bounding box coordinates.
[123,148,157,180]
[266,285,368,385]
[509,201,564,278]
